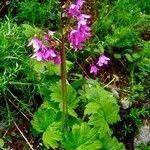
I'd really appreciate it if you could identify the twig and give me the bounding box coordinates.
[103,75,117,88]
[2,128,9,138]
[13,121,34,150]
[6,87,33,117]
[8,97,30,121]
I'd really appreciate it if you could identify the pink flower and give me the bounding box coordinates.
[67,4,80,18]
[97,54,110,67]
[90,65,99,74]
[31,48,57,62]
[77,14,90,26]
[68,29,84,50]
[48,30,55,36]
[68,27,91,51]
[67,0,91,51]
[28,36,43,52]
[28,33,61,64]
[76,0,84,7]
[53,57,61,64]
[43,30,55,41]
[67,0,84,18]
[90,54,110,74]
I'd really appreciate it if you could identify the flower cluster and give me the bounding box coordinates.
[67,0,91,51]
[90,54,110,74]
[28,31,61,64]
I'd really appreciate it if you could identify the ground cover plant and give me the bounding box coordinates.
[0,0,150,150]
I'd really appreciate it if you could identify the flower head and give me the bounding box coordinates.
[90,54,110,74]
[67,0,91,51]
[28,36,43,52]
[90,65,99,74]
[67,0,84,18]
[97,54,110,67]
[68,26,91,51]
[67,4,81,18]
[76,0,84,7]
[28,33,61,64]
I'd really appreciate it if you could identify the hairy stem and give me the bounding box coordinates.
[60,7,68,131]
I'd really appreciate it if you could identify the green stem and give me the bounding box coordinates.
[3,89,11,126]
[60,7,68,131]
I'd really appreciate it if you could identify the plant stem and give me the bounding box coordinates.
[60,6,68,131]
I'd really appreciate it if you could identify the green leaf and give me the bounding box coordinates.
[62,123,101,150]
[71,78,85,89]
[101,136,125,150]
[42,122,62,149]
[32,60,46,80]
[84,102,100,115]
[0,33,8,49]
[84,80,120,137]
[31,106,60,132]
[88,114,112,137]
[22,24,36,38]
[47,61,61,76]
[77,140,102,150]
[84,82,120,125]
[0,139,4,148]
[41,101,59,111]
[85,81,116,103]
[114,53,121,59]
[50,81,79,117]
[125,53,133,62]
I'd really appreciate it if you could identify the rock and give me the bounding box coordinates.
[120,97,132,109]
[134,122,150,146]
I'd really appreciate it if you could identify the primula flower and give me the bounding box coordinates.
[77,14,90,25]
[97,54,110,67]
[67,0,91,51]
[48,30,55,36]
[31,47,56,62]
[76,0,84,7]
[67,4,80,18]
[68,29,84,50]
[90,65,99,74]
[27,36,42,52]
[43,30,55,41]
[67,0,84,18]
[53,57,61,64]
[68,27,91,51]
[90,54,110,74]
[28,33,61,64]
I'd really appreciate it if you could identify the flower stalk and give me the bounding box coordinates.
[60,6,68,131]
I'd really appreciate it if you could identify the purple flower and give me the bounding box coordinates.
[43,30,55,41]
[97,54,110,67]
[68,29,84,50]
[67,4,80,18]
[77,14,90,25]
[67,0,91,51]
[43,35,49,41]
[67,0,84,18]
[90,54,110,74]
[48,30,55,36]
[28,36,43,52]
[53,57,61,64]
[90,65,99,74]
[28,34,61,64]
[76,0,84,7]
[31,51,43,61]
[31,48,58,62]
[68,27,91,51]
